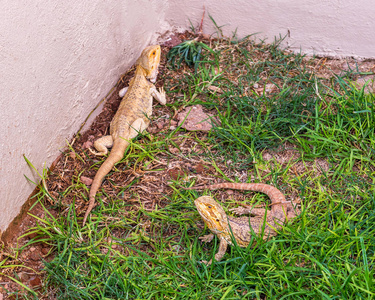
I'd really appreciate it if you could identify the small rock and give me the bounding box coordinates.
[207,85,223,93]
[18,272,29,282]
[168,147,180,154]
[44,256,53,263]
[105,237,116,248]
[226,190,234,195]
[265,83,276,93]
[156,119,166,129]
[169,120,178,131]
[201,33,211,40]
[177,105,220,132]
[29,247,36,252]
[41,247,50,255]
[29,276,42,287]
[81,176,93,186]
[27,231,39,239]
[69,151,75,159]
[29,252,40,261]
[100,247,109,255]
[82,140,93,149]
[195,163,205,174]
[168,168,185,180]
[262,152,272,161]
[163,34,183,48]
[147,125,158,134]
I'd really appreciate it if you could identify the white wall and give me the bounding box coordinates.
[0,0,172,233]
[167,0,375,58]
[1,0,374,234]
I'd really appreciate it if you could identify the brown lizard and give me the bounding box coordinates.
[187,182,297,264]
[83,45,166,225]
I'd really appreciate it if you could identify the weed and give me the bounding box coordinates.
[167,39,216,72]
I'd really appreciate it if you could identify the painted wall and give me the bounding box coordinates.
[1,0,374,233]
[167,0,375,58]
[0,0,172,233]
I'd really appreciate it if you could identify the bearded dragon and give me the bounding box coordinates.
[83,45,166,225]
[189,183,297,264]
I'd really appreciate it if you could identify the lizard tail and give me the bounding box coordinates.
[189,182,288,221]
[82,139,128,226]
[187,182,286,201]
[223,183,287,221]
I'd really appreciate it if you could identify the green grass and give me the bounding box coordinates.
[8,34,375,299]
[28,174,375,299]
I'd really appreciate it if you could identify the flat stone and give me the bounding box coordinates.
[177,105,219,132]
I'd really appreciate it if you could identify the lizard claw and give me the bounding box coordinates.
[229,206,252,216]
[158,87,167,105]
[229,207,245,215]
[199,260,211,265]
[88,147,107,156]
[199,234,214,243]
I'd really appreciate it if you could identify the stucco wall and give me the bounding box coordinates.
[0,0,172,233]
[167,0,375,59]
[1,0,374,234]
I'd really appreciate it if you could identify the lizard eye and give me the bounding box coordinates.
[152,51,156,55]
[208,205,212,209]
[216,219,219,222]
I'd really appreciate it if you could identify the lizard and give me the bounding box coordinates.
[186,182,297,264]
[83,45,166,226]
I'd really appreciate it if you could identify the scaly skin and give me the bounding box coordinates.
[83,45,166,225]
[189,183,297,264]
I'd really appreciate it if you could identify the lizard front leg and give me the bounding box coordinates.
[150,86,167,105]
[199,233,214,243]
[89,135,113,156]
[202,238,228,265]
[118,87,128,98]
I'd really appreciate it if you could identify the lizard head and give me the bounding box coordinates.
[136,45,161,83]
[195,196,228,235]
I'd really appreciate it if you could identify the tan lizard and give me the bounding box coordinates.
[187,182,297,264]
[83,45,166,225]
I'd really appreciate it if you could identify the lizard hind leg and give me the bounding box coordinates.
[89,135,114,156]
[127,118,149,140]
[230,206,266,216]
